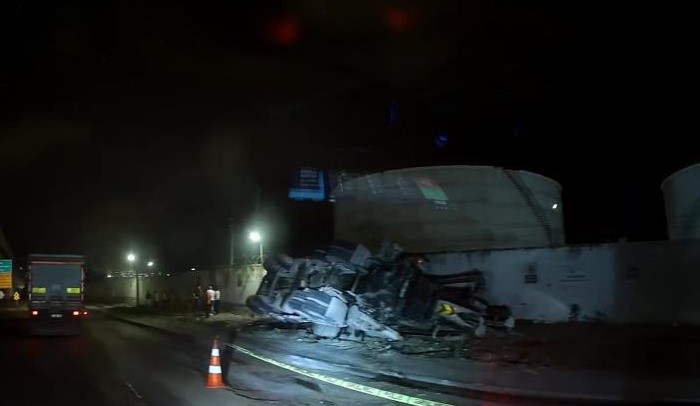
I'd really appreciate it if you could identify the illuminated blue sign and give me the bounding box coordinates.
[289,168,325,201]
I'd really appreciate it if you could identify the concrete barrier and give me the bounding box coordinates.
[427,240,700,324]
[86,264,265,308]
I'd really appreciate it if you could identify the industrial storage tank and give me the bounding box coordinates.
[332,166,564,252]
[661,162,700,240]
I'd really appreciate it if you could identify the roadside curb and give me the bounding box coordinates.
[97,309,700,405]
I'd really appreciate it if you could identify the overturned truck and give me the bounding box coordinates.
[247,242,514,341]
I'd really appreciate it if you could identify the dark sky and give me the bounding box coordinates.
[0,1,697,271]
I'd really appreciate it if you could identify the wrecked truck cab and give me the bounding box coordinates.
[246,241,514,341]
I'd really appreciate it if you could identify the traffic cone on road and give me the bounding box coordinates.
[206,337,225,388]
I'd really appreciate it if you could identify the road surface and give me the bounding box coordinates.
[0,309,482,405]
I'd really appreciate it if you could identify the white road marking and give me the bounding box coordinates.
[227,343,453,406]
[523,368,541,376]
[122,378,144,400]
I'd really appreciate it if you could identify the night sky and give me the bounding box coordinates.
[1,1,697,271]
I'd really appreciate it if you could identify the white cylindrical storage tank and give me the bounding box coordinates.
[661,163,700,240]
[333,166,564,252]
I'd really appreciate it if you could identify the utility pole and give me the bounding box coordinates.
[255,183,261,218]
[259,241,264,265]
[228,218,235,266]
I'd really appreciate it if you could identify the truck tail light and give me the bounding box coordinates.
[82,311,88,316]
[72,311,80,316]
[31,310,39,316]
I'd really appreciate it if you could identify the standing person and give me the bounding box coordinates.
[197,285,204,308]
[161,290,168,310]
[153,290,160,310]
[191,286,200,312]
[146,290,153,308]
[213,287,221,314]
[205,285,215,317]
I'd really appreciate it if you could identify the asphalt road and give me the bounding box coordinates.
[0,311,252,405]
[0,309,481,406]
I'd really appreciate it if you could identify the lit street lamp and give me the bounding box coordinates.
[147,261,154,267]
[248,230,261,243]
[248,230,263,264]
[127,253,136,263]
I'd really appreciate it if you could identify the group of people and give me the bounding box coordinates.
[192,285,221,317]
[145,290,177,309]
[144,285,223,317]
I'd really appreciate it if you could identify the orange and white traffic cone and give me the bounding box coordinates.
[206,337,225,388]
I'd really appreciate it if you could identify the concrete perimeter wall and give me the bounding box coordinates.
[426,240,700,324]
[88,241,700,325]
[86,264,265,307]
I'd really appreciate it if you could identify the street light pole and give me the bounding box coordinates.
[136,273,140,307]
[248,230,263,265]
[127,253,137,306]
[229,218,235,267]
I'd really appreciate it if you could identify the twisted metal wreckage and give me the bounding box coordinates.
[247,242,515,341]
